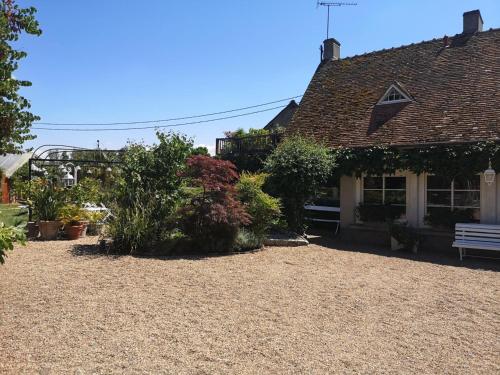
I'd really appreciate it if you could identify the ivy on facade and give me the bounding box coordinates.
[332,141,500,178]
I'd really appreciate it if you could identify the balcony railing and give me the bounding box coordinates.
[215,133,283,155]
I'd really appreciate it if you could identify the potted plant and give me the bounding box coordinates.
[32,180,63,240]
[86,211,105,236]
[78,210,90,238]
[58,204,85,240]
[388,221,419,253]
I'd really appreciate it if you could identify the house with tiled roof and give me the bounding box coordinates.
[287,10,500,248]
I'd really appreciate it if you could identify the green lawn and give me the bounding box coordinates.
[0,204,29,227]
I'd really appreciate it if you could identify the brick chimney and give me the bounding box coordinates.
[463,10,483,34]
[322,38,341,61]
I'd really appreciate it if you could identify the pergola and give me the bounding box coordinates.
[28,144,124,220]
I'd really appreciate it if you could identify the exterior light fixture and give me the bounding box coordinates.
[106,166,112,173]
[484,159,496,186]
[62,171,75,187]
[87,169,92,175]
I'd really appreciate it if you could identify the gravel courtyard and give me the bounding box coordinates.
[1,237,499,374]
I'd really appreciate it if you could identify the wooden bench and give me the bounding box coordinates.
[304,205,340,235]
[452,223,500,260]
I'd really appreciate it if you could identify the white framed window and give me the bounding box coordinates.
[426,175,480,221]
[362,175,407,218]
[377,84,412,105]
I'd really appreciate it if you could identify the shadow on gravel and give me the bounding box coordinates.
[70,244,124,259]
[70,243,261,261]
[307,229,500,272]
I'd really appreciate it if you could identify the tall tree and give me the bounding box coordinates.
[0,0,41,154]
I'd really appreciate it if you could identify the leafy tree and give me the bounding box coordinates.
[223,127,270,138]
[265,136,335,234]
[0,0,41,153]
[190,145,209,156]
[180,155,251,252]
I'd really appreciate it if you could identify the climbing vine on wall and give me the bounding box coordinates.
[331,142,500,178]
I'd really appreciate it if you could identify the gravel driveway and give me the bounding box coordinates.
[1,237,499,374]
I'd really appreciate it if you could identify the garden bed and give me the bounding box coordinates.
[0,238,498,374]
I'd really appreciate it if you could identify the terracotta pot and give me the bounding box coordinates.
[39,221,61,240]
[65,224,84,240]
[78,220,90,238]
[27,221,40,239]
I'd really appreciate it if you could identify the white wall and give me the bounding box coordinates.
[340,175,355,228]
[339,172,500,228]
[480,173,497,224]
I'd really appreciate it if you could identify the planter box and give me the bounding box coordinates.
[39,221,61,241]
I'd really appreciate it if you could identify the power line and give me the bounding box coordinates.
[32,105,288,132]
[35,95,302,126]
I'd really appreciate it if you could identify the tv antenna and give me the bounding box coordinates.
[317,2,357,39]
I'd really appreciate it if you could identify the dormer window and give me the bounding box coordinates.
[377,84,412,105]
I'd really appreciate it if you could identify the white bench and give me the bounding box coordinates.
[452,223,500,260]
[304,205,340,235]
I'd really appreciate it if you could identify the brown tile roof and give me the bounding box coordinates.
[288,29,500,148]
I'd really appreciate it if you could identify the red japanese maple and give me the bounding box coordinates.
[180,156,251,252]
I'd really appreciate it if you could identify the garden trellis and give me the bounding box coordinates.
[28,144,124,221]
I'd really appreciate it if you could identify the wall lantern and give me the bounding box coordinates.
[484,159,496,186]
[106,166,112,173]
[62,171,75,187]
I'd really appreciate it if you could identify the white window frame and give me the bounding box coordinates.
[361,174,408,221]
[377,84,412,105]
[424,174,481,214]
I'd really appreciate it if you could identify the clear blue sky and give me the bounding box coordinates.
[16,0,500,153]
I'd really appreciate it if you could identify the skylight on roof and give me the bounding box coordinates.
[377,84,412,105]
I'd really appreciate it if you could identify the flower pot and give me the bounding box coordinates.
[39,221,61,240]
[65,224,84,240]
[390,236,405,251]
[27,221,39,239]
[78,220,90,237]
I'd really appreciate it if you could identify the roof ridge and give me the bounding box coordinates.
[334,27,500,62]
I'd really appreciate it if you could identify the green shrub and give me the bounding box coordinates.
[236,172,281,238]
[233,228,263,252]
[0,223,26,264]
[108,132,193,254]
[264,136,335,234]
[107,191,160,254]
